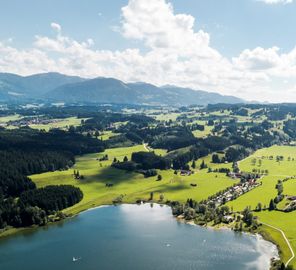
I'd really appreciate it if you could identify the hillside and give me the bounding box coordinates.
[47,77,244,106]
[0,72,85,100]
[0,72,245,105]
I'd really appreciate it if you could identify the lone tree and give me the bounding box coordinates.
[149,192,154,201]
[276,180,283,195]
[157,175,162,181]
[212,154,220,163]
[269,199,276,211]
[256,202,262,212]
[191,160,196,169]
[232,162,239,173]
[200,160,207,170]
[123,156,128,162]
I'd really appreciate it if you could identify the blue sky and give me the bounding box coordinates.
[1,0,296,101]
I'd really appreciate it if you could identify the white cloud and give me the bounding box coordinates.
[0,0,296,102]
[233,47,281,71]
[259,0,293,4]
[121,0,217,59]
[50,22,62,33]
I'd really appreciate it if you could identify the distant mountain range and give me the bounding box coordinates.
[0,72,245,106]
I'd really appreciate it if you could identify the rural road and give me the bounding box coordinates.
[261,221,295,267]
[143,143,150,152]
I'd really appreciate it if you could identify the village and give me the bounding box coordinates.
[7,116,63,128]
[206,171,261,207]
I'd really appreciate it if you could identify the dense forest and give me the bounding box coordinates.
[0,127,104,230]
[19,185,83,213]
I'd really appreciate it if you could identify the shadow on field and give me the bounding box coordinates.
[82,167,141,185]
[155,183,190,193]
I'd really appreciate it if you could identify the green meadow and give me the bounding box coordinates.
[0,114,21,123]
[29,117,85,131]
[31,145,238,216]
[226,145,296,266]
[192,121,214,138]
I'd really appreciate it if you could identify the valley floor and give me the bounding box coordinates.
[4,143,296,268]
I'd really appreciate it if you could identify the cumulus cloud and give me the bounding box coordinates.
[50,22,62,33]
[0,0,296,102]
[233,47,281,71]
[121,0,217,59]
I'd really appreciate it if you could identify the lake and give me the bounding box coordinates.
[0,204,278,270]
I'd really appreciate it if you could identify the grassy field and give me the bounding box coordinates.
[226,145,296,266]
[192,121,214,138]
[0,114,21,123]
[100,131,120,140]
[0,114,21,129]
[31,145,238,216]
[154,112,181,122]
[29,117,85,131]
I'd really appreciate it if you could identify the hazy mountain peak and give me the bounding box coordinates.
[0,72,245,105]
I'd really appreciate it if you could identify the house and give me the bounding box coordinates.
[223,215,234,223]
[180,170,192,176]
[228,172,242,179]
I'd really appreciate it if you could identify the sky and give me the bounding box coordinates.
[1,0,296,102]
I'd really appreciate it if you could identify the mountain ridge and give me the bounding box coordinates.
[0,72,245,105]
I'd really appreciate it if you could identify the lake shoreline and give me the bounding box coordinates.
[0,201,281,268]
[0,203,279,270]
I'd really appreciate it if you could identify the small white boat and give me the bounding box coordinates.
[73,257,81,262]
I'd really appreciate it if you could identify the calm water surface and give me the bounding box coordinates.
[0,204,278,270]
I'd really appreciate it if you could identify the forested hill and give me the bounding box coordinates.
[0,127,105,197]
[0,72,244,106]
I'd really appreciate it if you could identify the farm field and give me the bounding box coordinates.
[192,122,214,138]
[0,114,21,123]
[31,145,238,216]
[154,112,181,122]
[100,131,120,140]
[227,145,296,267]
[29,117,85,131]
[0,114,21,129]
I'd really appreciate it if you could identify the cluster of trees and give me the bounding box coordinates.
[170,200,258,230]
[0,185,83,229]
[0,127,105,155]
[0,197,48,228]
[189,123,205,132]
[117,125,198,151]
[112,151,170,177]
[19,185,83,213]
[284,120,296,138]
[225,147,249,162]
[131,152,170,170]
[167,145,209,170]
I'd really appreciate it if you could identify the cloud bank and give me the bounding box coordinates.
[259,0,293,4]
[0,0,296,102]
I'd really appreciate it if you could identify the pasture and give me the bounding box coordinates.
[31,145,237,216]
[227,145,296,266]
